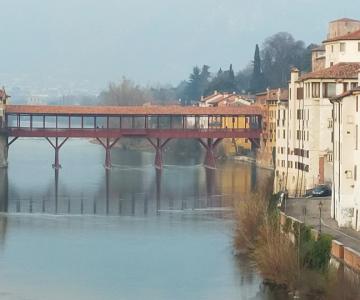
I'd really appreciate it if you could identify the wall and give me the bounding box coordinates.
[328,20,360,40]
[325,40,360,67]
[280,212,360,273]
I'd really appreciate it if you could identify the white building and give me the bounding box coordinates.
[275,19,360,197]
[330,80,360,231]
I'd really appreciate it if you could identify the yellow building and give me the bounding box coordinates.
[199,91,253,156]
[255,88,288,169]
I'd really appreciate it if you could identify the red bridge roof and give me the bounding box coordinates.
[6,105,262,116]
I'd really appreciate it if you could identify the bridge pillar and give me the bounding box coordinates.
[0,134,8,168]
[46,137,69,169]
[97,138,120,169]
[198,138,223,169]
[147,138,171,170]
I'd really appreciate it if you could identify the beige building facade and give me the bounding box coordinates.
[256,88,288,170]
[274,19,360,197]
[331,83,360,231]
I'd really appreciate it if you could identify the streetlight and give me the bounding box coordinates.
[318,201,323,234]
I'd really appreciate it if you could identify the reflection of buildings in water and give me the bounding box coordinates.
[250,164,257,193]
[0,169,8,247]
[0,215,7,248]
[216,162,253,206]
[0,168,8,213]
[5,158,273,216]
[54,168,59,214]
[155,169,161,213]
[205,168,216,207]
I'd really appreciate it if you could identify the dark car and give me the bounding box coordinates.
[311,185,331,197]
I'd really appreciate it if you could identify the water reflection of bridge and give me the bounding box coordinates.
[0,168,253,216]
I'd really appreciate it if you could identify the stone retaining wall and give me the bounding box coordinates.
[280,212,360,273]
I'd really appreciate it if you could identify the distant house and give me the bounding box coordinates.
[255,88,288,170]
[199,91,254,155]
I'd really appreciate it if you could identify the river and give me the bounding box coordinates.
[0,138,285,300]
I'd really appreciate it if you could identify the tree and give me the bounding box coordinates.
[301,43,319,73]
[249,44,266,93]
[235,64,252,93]
[261,32,309,88]
[199,65,211,95]
[182,65,211,105]
[98,78,152,106]
[204,64,237,95]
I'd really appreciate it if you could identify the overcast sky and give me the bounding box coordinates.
[0,0,359,89]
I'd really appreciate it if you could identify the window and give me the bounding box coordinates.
[356,125,358,150]
[297,109,302,120]
[297,88,304,100]
[328,119,333,128]
[327,153,333,162]
[340,42,346,52]
[355,165,357,181]
[323,82,336,98]
[331,45,334,52]
[357,96,359,112]
[358,42,360,52]
[312,82,320,98]
[343,83,348,93]
[283,130,285,139]
[351,82,358,89]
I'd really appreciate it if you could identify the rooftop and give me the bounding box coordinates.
[299,63,360,81]
[324,29,360,43]
[256,88,289,101]
[5,104,262,116]
[330,86,360,101]
[329,18,360,23]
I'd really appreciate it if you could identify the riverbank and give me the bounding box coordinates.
[284,197,360,272]
[234,189,360,299]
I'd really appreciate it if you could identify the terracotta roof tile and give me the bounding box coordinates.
[330,86,360,101]
[255,88,288,102]
[330,18,360,23]
[5,104,262,116]
[299,63,360,81]
[324,29,360,42]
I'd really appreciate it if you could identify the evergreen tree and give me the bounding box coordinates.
[183,66,203,104]
[250,44,266,93]
[199,65,210,95]
[204,64,237,95]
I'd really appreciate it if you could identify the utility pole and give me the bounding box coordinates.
[318,201,323,234]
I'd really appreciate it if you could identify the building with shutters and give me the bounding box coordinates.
[274,18,360,196]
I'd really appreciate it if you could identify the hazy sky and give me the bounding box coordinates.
[0,0,359,89]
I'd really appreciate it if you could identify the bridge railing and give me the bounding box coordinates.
[5,113,262,131]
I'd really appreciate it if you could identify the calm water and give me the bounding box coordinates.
[0,138,282,300]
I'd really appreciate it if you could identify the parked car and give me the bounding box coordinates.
[311,185,331,197]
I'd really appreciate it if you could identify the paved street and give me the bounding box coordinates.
[285,197,360,252]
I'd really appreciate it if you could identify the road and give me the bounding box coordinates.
[285,197,360,252]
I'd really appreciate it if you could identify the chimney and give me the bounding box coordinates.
[214,90,218,95]
[266,88,270,99]
[277,88,281,102]
[290,67,300,83]
[358,69,360,87]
